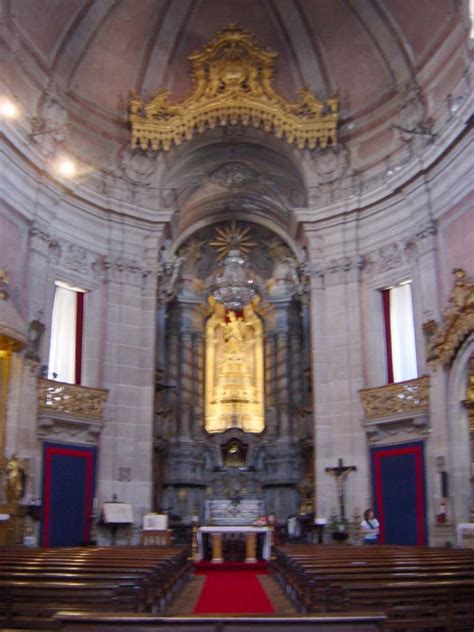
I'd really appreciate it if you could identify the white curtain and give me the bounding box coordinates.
[48,285,77,383]
[390,283,417,382]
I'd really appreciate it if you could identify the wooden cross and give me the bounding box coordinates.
[325,458,357,520]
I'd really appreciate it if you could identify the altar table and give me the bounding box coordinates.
[197,526,271,563]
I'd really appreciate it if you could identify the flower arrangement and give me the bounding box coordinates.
[328,513,350,541]
[253,514,275,527]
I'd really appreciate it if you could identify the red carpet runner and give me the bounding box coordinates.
[194,570,275,614]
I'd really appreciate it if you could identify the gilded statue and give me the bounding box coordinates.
[5,454,25,503]
[205,296,264,433]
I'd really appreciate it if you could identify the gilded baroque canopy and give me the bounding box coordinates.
[129,25,338,151]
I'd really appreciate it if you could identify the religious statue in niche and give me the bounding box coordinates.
[205,296,264,434]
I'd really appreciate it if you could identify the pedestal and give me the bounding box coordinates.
[211,532,223,563]
[0,502,26,546]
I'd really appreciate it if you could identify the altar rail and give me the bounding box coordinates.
[55,612,386,631]
[359,376,429,420]
[38,378,108,420]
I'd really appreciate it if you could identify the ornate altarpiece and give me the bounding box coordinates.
[153,222,313,524]
[205,297,264,434]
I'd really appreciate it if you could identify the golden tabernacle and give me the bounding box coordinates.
[205,296,264,434]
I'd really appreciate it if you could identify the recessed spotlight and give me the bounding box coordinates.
[450,95,464,113]
[0,98,19,119]
[56,157,77,178]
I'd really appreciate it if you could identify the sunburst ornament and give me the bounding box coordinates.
[209,221,256,259]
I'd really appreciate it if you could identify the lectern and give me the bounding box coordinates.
[102,500,133,545]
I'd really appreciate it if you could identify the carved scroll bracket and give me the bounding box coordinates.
[423,269,474,367]
[364,412,430,446]
[37,413,103,445]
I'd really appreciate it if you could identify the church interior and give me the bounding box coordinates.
[0,0,473,628]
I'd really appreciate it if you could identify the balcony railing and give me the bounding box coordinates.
[359,376,429,421]
[38,378,108,420]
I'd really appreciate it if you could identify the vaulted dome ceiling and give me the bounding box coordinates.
[2,0,470,202]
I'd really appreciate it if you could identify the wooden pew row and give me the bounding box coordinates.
[272,559,474,612]
[0,546,192,629]
[54,612,387,632]
[271,545,474,630]
[0,552,191,614]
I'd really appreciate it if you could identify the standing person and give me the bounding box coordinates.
[361,508,379,544]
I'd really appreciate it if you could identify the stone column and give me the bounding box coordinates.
[276,329,290,438]
[180,331,193,439]
[289,329,303,438]
[192,332,204,435]
[167,327,180,437]
[304,221,367,521]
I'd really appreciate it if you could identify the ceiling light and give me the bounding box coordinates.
[56,157,77,178]
[0,98,19,119]
[450,96,464,113]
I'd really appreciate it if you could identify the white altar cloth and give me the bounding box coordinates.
[197,525,271,561]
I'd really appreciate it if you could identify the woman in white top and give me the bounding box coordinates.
[361,508,379,544]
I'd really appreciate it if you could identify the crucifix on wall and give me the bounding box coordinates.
[325,458,357,520]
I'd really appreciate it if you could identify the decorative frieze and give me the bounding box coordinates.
[210,162,259,188]
[28,221,154,287]
[359,376,429,421]
[63,244,89,275]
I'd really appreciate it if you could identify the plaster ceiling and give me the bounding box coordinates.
[2,0,470,186]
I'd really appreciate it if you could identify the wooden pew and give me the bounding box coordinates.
[271,545,474,630]
[54,611,387,631]
[0,545,191,628]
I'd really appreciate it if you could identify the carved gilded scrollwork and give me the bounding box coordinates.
[38,379,108,420]
[423,269,474,367]
[462,355,474,435]
[129,25,338,152]
[360,376,429,421]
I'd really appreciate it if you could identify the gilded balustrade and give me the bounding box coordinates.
[359,376,429,421]
[38,378,108,420]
